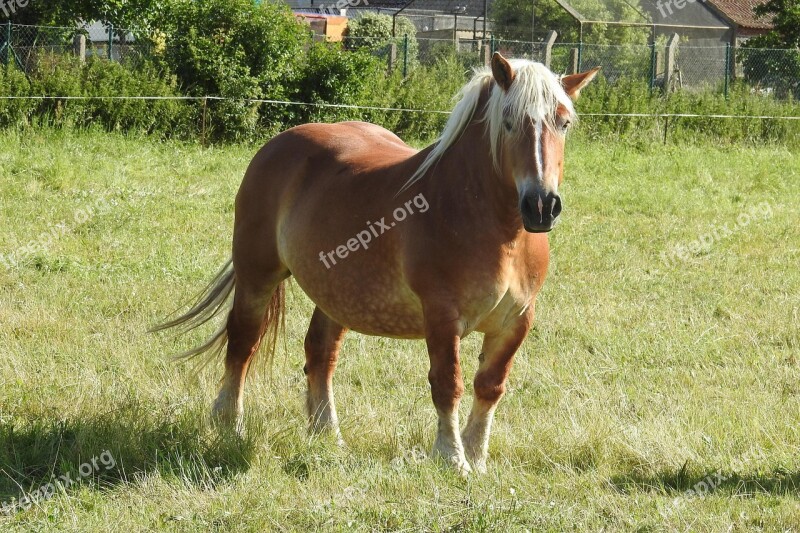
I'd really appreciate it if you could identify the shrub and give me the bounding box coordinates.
[1,53,193,137]
[573,75,800,145]
[289,42,387,125]
[0,67,36,128]
[162,0,310,141]
[345,13,418,66]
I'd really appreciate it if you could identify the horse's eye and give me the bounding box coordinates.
[503,120,513,132]
[561,119,571,132]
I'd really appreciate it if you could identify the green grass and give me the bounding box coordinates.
[0,128,799,531]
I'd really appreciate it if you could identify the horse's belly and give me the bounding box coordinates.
[289,258,425,339]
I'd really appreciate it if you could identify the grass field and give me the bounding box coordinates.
[0,128,799,531]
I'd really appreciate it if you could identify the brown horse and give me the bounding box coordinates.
[155,53,598,475]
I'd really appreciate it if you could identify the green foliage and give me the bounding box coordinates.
[0,54,191,135]
[0,66,35,127]
[753,0,800,48]
[0,0,169,30]
[291,43,386,125]
[740,0,800,98]
[389,58,469,142]
[739,47,800,99]
[573,76,800,144]
[344,13,418,65]
[160,0,309,142]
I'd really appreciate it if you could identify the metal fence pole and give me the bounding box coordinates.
[108,24,114,61]
[402,34,408,77]
[724,42,730,98]
[490,34,495,55]
[577,41,582,72]
[649,42,656,92]
[3,21,10,70]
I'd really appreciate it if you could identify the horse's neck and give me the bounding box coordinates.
[421,118,522,236]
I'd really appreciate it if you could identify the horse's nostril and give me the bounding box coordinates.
[552,195,562,218]
[522,194,536,216]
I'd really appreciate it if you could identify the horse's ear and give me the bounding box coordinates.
[561,67,600,100]
[491,52,515,92]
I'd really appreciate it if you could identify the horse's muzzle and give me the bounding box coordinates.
[520,191,562,233]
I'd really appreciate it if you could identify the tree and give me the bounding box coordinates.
[752,0,800,48]
[0,0,169,30]
[740,0,800,97]
[162,0,310,140]
[344,13,418,65]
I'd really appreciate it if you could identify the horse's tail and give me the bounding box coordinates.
[150,258,286,370]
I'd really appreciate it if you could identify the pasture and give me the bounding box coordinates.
[0,128,798,531]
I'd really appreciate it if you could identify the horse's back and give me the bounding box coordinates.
[273,121,416,168]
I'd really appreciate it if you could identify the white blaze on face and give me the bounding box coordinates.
[534,118,543,180]
[516,118,557,220]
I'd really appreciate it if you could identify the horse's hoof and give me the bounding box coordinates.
[470,458,487,474]
[211,401,243,436]
[432,446,473,476]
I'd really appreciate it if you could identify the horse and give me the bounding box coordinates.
[154,53,599,475]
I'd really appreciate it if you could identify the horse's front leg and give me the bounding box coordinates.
[462,309,533,473]
[423,306,471,475]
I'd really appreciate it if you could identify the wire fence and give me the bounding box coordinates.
[346,33,799,98]
[1,21,799,98]
[0,22,149,72]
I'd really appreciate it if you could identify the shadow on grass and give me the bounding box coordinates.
[0,398,258,505]
[610,462,800,497]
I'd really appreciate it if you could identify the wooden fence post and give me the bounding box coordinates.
[569,47,579,74]
[73,34,86,63]
[388,42,397,71]
[543,30,557,69]
[664,33,679,92]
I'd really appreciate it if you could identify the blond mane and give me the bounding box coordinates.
[399,60,575,194]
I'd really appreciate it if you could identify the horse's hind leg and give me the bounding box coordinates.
[461,309,533,473]
[212,273,285,432]
[304,306,348,444]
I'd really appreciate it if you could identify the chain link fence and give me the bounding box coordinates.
[0,22,150,73]
[2,22,799,99]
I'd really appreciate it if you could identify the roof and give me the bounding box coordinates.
[703,0,773,29]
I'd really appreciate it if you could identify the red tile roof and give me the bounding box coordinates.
[704,0,774,29]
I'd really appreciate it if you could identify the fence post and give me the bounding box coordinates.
[490,34,495,55]
[577,41,583,72]
[664,33,679,92]
[483,40,491,65]
[649,42,656,92]
[724,42,730,98]
[543,30,557,69]
[201,96,208,147]
[108,24,114,61]
[569,47,578,74]
[73,34,86,63]
[402,34,408,77]
[389,42,397,72]
[3,21,10,70]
